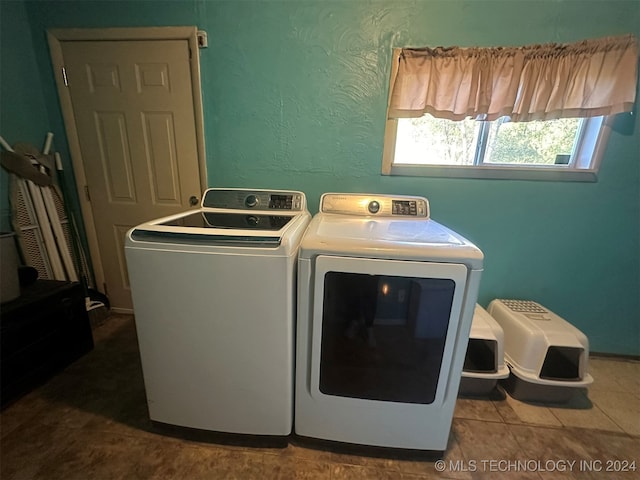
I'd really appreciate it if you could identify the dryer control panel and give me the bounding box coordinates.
[320,193,429,218]
[202,189,306,211]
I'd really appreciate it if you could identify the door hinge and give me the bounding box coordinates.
[103,282,108,297]
[84,185,91,202]
[62,66,69,87]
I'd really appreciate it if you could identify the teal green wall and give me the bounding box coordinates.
[0,0,53,232]
[2,0,639,354]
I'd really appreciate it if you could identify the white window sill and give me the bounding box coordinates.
[385,164,599,182]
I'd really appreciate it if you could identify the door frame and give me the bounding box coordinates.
[48,27,207,304]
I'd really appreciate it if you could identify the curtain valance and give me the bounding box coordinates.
[388,35,638,121]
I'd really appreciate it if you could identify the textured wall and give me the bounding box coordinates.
[0,0,52,231]
[7,0,640,354]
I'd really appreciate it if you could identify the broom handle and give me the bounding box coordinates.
[0,136,14,152]
[43,132,53,155]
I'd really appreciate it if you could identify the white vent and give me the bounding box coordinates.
[499,299,548,314]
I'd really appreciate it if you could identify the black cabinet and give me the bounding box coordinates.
[1,280,94,407]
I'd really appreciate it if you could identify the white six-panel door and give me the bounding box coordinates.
[52,32,206,310]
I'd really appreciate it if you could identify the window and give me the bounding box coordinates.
[384,114,610,181]
[382,35,637,181]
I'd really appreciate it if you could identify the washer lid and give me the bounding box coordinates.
[127,188,311,251]
[128,208,310,250]
[158,211,293,231]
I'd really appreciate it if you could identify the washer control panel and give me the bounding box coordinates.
[321,193,429,218]
[202,189,306,211]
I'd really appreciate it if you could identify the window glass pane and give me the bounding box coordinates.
[319,272,454,404]
[483,117,581,165]
[395,115,480,165]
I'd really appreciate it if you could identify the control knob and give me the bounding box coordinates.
[245,194,259,208]
[368,200,380,214]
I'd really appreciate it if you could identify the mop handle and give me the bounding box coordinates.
[43,132,54,155]
[55,152,64,171]
[0,136,14,152]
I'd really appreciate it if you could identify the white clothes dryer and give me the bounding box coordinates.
[125,188,310,438]
[295,193,483,452]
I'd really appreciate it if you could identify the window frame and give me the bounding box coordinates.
[382,117,611,182]
[382,115,612,182]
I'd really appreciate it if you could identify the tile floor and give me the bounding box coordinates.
[1,313,638,479]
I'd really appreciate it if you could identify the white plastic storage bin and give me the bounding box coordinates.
[487,299,593,403]
[460,304,509,396]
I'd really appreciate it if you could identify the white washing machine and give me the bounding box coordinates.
[295,193,483,452]
[125,188,310,437]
